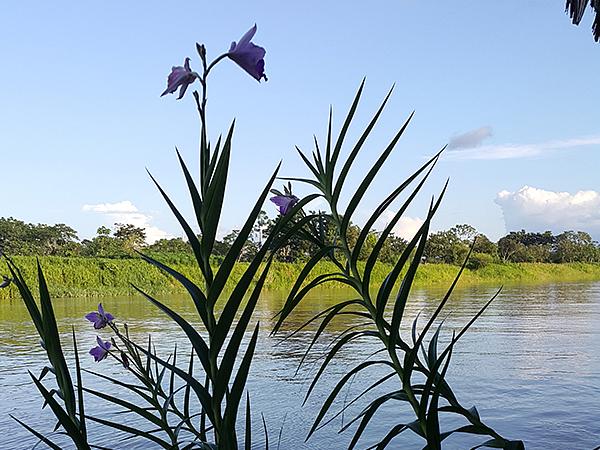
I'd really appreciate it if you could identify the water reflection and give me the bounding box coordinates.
[0,282,599,448]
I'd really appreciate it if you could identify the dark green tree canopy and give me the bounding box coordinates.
[566,0,600,41]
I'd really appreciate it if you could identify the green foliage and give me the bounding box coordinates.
[5,257,90,449]
[566,0,600,42]
[113,223,146,251]
[424,230,469,264]
[554,231,598,262]
[0,217,80,256]
[147,237,193,254]
[3,256,600,300]
[466,252,495,270]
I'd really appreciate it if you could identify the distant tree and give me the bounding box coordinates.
[33,223,80,256]
[466,253,495,270]
[212,239,230,260]
[0,217,80,256]
[497,234,527,262]
[0,217,35,254]
[96,226,111,236]
[497,230,555,263]
[146,237,192,254]
[554,231,598,262]
[114,223,146,251]
[450,224,478,242]
[424,230,469,264]
[378,234,408,264]
[81,226,128,258]
[472,234,498,258]
[357,231,378,261]
[253,210,270,247]
[219,230,258,262]
[566,0,600,42]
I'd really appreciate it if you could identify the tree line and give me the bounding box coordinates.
[1,215,599,267]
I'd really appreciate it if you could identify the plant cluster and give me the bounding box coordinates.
[3,25,524,450]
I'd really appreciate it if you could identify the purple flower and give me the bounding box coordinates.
[85,303,114,329]
[270,194,299,215]
[89,336,111,362]
[227,25,267,82]
[161,57,198,99]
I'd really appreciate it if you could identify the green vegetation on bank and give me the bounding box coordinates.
[4,217,600,268]
[2,256,600,299]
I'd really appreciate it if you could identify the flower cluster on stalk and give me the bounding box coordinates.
[160,24,267,101]
[85,303,114,362]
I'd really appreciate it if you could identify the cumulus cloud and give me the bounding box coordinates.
[82,200,172,244]
[447,126,493,150]
[495,186,600,237]
[375,211,424,240]
[448,135,600,160]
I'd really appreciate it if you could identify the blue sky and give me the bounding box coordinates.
[1,1,599,242]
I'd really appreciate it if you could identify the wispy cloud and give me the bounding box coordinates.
[82,200,172,244]
[447,126,493,150]
[448,135,600,160]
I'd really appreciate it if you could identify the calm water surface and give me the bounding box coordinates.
[1,282,599,449]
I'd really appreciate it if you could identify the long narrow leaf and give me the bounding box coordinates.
[148,170,208,281]
[332,83,393,204]
[29,372,89,449]
[307,360,393,440]
[10,415,63,450]
[133,285,212,378]
[328,79,366,179]
[304,330,378,404]
[221,323,260,446]
[87,416,172,449]
[208,163,280,306]
[340,111,415,236]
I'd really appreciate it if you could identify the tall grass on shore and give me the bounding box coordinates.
[2,256,600,300]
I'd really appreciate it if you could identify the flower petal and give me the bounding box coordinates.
[270,195,299,215]
[161,59,197,98]
[227,25,267,82]
[85,312,100,323]
[236,24,257,49]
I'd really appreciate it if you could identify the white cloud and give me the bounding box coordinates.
[376,211,424,240]
[82,200,138,214]
[447,135,600,160]
[447,126,493,149]
[495,186,600,237]
[82,200,172,244]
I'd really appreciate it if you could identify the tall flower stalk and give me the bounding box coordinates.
[6,24,304,449]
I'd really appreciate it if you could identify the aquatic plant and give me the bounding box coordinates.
[3,23,524,450]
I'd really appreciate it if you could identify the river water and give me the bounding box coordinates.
[1,282,599,449]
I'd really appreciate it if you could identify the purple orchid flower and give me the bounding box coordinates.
[89,336,111,362]
[227,24,267,82]
[161,57,198,99]
[270,194,299,215]
[85,303,114,329]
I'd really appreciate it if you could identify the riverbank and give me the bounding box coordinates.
[1,256,600,299]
